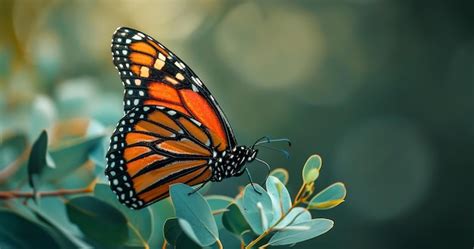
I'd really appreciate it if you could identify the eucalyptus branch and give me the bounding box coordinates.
[0,183,95,200]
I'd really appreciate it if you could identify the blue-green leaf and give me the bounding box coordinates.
[94,184,152,248]
[240,184,273,235]
[169,183,218,247]
[65,196,129,246]
[222,203,251,236]
[206,195,233,229]
[268,218,334,246]
[148,198,175,249]
[269,168,289,185]
[308,182,346,210]
[266,176,291,225]
[0,208,61,249]
[27,130,49,197]
[302,154,322,184]
[29,204,90,248]
[44,135,104,180]
[274,207,311,229]
[163,218,182,246]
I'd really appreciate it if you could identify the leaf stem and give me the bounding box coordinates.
[245,202,300,249]
[0,182,95,199]
[246,181,309,249]
[216,239,224,249]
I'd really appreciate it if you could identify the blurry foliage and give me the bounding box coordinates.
[0,125,346,248]
[0,0,473,248]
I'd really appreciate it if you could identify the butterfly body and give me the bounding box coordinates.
[105,27,259,209]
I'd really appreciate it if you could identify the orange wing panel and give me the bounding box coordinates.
[135,120,175,137]
[133,160,207,193]
[157,139,211,156]
[138,167,211,202]
[127,154,167,177]
[130,42,157,57]
[124,146,151,162]
[129,52,154,66]
[179,89,227,148]
[148,82,182,104]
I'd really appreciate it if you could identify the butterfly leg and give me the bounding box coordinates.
[188,181,210,196]
[245,168,262,195]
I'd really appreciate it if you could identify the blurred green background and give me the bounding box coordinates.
[0,0,473,248]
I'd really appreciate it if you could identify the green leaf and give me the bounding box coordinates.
[206,195,233,229]
[163,218,182,246]
[27,130,49,196]
[302,154,322,184]
[66,196,129,246]
[308,182,347,210]
[0,208,61,249]
[240,184,273,235]
[94,184,153,248]
[265,176,291,225]
[0,132,27,170]
[268,218,334,246]
[222,203,251,236]
[274,207,311,229]
[174,231,202,249]
[269,168,289,185]
[148,198,175,249]
[44,135,104,180]
[169,183,218,247]
[29,204,90,248]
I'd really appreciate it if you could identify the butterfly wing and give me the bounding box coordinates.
[105,105,228,209]
[111,27,236,151]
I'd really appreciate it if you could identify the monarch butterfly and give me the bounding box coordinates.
[105,27,287,209]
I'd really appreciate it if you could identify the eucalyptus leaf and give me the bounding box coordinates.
[66,196,129,246]
[148,198,175,249]
[274,207,311,229]
[206,195,233,229]
[169,183,218,247]
[0,208,61,249]
[240,184,273,235]
[29,204,90,248]
[27,130,49,196]
[269,218,334,246]
[94,184,152,248]
[308,182,347,210]
[222,203,251,236]
[44,135,104,180]
[265,176,291,225]
[269,168,289,185]
[302,154,322,184]
[163,218,182,246]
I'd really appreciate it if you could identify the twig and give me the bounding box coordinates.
[0,182,95,200]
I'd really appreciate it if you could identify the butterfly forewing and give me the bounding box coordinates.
[111,27,236,148]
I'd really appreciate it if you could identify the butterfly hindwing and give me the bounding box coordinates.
[106,105,224,209]
[111,27,236,149]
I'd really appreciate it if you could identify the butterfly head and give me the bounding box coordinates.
[209,146,258,182]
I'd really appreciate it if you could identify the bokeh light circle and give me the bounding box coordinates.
[332,117,434,221]
[215,2,325,88]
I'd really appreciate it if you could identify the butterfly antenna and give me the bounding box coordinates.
[255,157,272,185]
[253,137,291,148]
[257,144,290,159]
[245,168,262,195]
